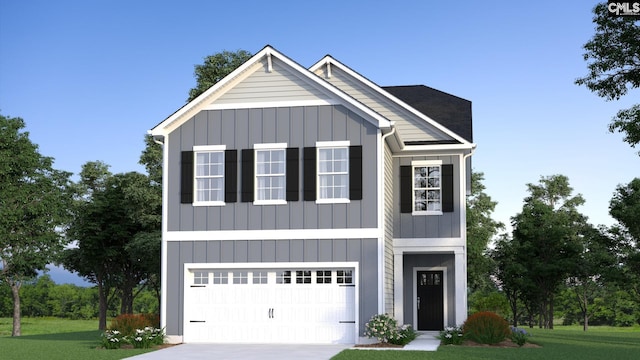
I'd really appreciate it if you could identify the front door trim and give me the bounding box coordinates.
[412,266,447,330]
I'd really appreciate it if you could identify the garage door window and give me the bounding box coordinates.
[253,271,268,284]
[233,271,248,284]
[296,270,312,284]
[277,270,292,284]
[337,270,353,284]
[212,271,229,284]
[317,270,331,284]
[194,271,209,285]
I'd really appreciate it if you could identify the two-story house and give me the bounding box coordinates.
[149,45,475,344]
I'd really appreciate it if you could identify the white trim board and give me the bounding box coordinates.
[165,228,380,241]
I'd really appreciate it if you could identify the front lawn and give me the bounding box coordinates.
[332,326,640,360]
[0,317,157,360]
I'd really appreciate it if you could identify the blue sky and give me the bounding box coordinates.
[1,1,638,285]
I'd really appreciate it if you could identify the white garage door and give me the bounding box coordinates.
[183,266,356,344]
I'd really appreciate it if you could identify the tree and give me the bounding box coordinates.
[510,175,586,329]
[466,171,504,293]
[0,114,73,336]
[63,166,160,329]
[187,49,253,101]
[576,2,640,154]
[566,225,614,331]
[608,178,640,304]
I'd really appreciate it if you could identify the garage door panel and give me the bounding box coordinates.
[184,267,356,344]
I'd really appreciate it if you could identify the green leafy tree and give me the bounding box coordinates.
[64,166,160,329]
[511,175,586,329]
[466,171,504,293]
[491,233,533,327]
[566,225,614,331]
[0,114,73,336]
[188,49,253,101]
[608,178,640,304]
[576,3,640,154]
[62,161,114,329]
[20,274,55,317]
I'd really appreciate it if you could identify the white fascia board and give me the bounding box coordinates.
[400,143,477,152]
[310,56,472,146]
[165,228,380,241]
[151,46,391,136]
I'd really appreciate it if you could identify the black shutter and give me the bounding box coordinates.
[400,165,412,213]
[286,148,299,201]
[241,149,254,202]
[303,147,316,201]
[349,145,363,200]
[441,164,454,213]
[181,151,194,204]
[225,150,238,203]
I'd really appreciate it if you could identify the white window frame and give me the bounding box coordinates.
[254,143,287,205]
[316,141,350,204]
[193,145,226,206]
[411,160,443,216]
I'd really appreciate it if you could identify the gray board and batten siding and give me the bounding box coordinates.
[165,238,379,336]
[393,155,461,239]
[166,105,378,232]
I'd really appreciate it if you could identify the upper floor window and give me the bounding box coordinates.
[192,145,226,206]
[400,160,454,215]
[413,163,441,214]
[317,142,350,202]
[254,143,287,204]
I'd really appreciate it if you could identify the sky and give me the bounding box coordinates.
[1,0,638,285]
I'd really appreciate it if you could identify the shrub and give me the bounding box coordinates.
[364,314,417,345]
[109,313,159,336]
[393,324,418,345]
[130,327,165,349]
[510,326,530,346]
[462,311,511,344]
[438,326,464,345]
[101,329,125,349]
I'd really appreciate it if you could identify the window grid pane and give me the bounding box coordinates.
[256,149,285,201]
[413,166,441,212]
[253,271,268,284]
[212,271,228,284]
[194,271,209,285]
[336,270,353,284]
[233,271,248,284]
[295,270,312,284]
[195,151,224,202]
[277,270,292,284]
[318,147,349,199]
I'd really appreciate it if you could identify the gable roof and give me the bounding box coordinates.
[150,45,391,136]
[382,85,473,143]
[309,56,473,147]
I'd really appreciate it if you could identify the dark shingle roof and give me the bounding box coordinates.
[382,85,473,143]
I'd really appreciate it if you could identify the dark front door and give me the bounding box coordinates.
[417,271,444,330]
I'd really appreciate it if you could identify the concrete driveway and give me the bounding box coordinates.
[124,343,351,360]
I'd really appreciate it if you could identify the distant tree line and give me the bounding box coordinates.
[0,275,158,319]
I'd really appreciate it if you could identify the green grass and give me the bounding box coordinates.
[0,317,158,360]
[332,326,640,360]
